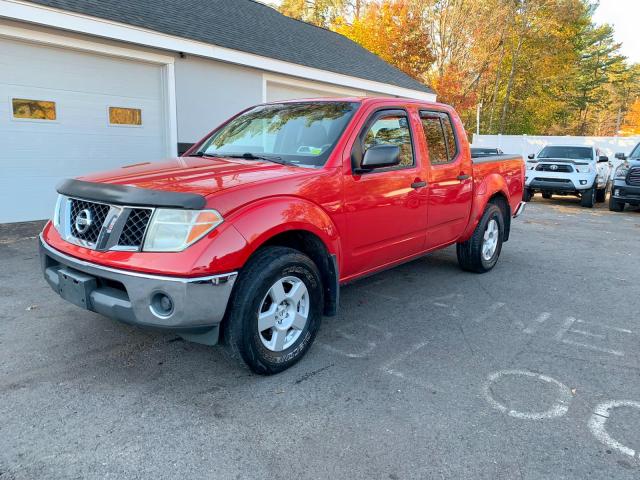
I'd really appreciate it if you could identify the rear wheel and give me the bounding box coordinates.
[457,203,505,273]
[595,188,606,203]
[222,246,323,375]
[609,196,625,212]
[580,185,596,208]
[542,192,552,199]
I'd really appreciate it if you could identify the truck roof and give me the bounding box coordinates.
[264,96,451,110]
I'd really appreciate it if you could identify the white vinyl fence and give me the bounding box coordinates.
[472,134,640,171]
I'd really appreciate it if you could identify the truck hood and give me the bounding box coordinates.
[535,158,592,165]
[79,156,307,197]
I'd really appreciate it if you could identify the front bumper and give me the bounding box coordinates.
[525,172,598,192]
[527,177,582,193]
[40,236,237,335]
[611,180,640,205]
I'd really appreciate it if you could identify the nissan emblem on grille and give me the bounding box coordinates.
[74,208,93,234]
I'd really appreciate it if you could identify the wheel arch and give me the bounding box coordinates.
[461,174,512,242]
[230,197,341,316]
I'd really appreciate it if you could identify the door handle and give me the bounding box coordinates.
[411,180,427,189]
[457,174,470,181]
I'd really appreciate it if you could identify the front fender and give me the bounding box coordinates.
[227,196,341,265]
[460,173,510,242]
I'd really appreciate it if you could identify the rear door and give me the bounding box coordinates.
[342,107,429,279]
[419,110,473,248]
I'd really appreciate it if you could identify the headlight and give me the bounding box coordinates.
[526,162,536,170]
[575,165,592,173]
[143,209,223,252]
[615,165,629,179]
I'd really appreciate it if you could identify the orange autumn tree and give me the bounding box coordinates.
[620,99,640,136]
[333,1,434,81]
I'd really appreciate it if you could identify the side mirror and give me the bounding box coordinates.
[598,155,609,163]
[528,154,535,160]
[359,144,401,171]
[615,152,627,160]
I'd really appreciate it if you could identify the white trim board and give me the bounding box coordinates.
[262,73,367,102]
[0,0,436,101]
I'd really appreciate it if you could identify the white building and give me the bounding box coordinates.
[0,0,435,222]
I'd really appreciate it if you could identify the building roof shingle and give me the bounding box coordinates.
[24,0,433,94]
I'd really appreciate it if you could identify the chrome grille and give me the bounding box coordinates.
[536,164,573,172]
[69,199,110,244]
[118,208,152,247]
[628,167,640,186]
[57,195,153,251]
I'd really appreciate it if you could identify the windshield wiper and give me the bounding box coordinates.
[187,151,214,157]
[222,153,290,165]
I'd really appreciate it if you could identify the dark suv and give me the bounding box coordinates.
[610,143,640,211]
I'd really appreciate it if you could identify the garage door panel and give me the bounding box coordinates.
[0,38,167,222]
[0,39,163,99]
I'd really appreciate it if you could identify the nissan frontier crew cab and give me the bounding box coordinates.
[40,98,525,375]
[524,145,612,207]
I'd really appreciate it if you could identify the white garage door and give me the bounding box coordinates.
[0,38,168,222]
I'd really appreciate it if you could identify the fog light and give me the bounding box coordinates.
[614,189,620,196]
[580,180,587,185]
[151,292,174,317]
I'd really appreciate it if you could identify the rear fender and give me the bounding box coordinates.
[460,173,510,242]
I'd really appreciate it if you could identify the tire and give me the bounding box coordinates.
[542,192,552,200]
[523,188,533,202]
[457,202,505,273]
[580,185,596,208]
[609,196,625,212]
[595,188,606,203]
[222,246,323,375]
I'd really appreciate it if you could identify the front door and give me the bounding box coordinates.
[342,108,429,279]
[420,110,472,248]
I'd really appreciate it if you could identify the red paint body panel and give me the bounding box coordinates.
[43,98,524,282]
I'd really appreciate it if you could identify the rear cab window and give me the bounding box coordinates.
[419,111,458,165]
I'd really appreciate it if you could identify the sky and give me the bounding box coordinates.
[592,0,640,63]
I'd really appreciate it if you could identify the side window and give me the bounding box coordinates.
[421,111,458,164]
[362,113,414,168]
[442,115,458,161]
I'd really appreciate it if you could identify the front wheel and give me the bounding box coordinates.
[580,186,596,208]
[542,192,552,200]
[609,196,625,212]
[523,188,533,202]
[595,188,606,203]
[222,246,323,375]
[457,203,505,273]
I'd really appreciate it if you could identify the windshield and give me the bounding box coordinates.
[630,143,640,159]
[538,146,593,160]
[196,101,359,167]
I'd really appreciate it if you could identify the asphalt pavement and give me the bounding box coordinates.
[1,197,639,479]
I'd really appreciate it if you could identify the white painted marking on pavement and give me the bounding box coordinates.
[381,342,429,380]
[319,324,391,358]
[483,370,572,420]
[554,317,626,357]
[472,302,506,323]
[588,400,640,459]
[523,312,551,335]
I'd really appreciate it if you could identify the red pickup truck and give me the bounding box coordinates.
[40,98,525,374]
